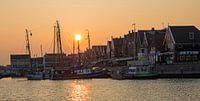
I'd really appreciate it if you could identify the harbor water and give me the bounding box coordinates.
[0,78,200,101]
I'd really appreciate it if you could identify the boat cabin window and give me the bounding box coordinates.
[141,49,145,53]
[141,68,147,72]
[137,68,140,72]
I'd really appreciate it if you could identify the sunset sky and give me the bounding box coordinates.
[0,0,200,65]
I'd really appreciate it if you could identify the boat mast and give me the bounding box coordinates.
[85,29,91,50]
[77,38,80,65]
[53,20,64,67]
[25,29,32,68]
[53,25,56,54]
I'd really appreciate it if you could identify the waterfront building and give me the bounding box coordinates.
[110,37,124,58]
[91,45,107,61]
[10,54,31,68]
[136,28,166,63]
[81,45,107,65]
[147,29,166,64]
[122,34,129,57]
[137,30,149,61]
[43,53,71,68]
[127,30,137,58]
[31,57,44,68]
[106,41,112,59]
[161,26,200,64]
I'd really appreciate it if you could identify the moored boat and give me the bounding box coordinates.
[110,59,159,80]
[27,72,44,80]
[51,66,110,80]
[134,72,159,79]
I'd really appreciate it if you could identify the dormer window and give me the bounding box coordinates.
[189,32,194,40]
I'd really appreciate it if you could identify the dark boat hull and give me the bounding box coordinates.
[134,73,159,79]
[51,71,110,80]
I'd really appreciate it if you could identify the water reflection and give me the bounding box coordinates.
[70,80,90,101]
[0,79,200,101]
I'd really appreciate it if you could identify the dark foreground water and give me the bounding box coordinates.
[0,78,200,101]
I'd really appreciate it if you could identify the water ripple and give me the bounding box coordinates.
[0,78,200,101]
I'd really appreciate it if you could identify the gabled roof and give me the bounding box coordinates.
[169,26,200,43]
[137,30,147,44]
[137,29,166,51]
[146,30,166,51]
[112,37,123,46]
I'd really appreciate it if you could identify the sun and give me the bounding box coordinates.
[75,34,82,41]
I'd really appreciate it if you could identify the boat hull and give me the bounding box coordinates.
[27,73,44,80]
[134,73,159,79]
[51,71,110,80]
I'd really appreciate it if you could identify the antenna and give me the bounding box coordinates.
[40,44,43,57]
[132,23,136,32]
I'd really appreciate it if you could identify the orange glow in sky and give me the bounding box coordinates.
[0,0,200,65]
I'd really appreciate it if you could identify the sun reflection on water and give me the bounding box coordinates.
[70,80,90,101]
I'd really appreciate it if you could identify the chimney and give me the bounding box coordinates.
[152,27,155,31]
[111,36,113,39]
[129,30,131,34]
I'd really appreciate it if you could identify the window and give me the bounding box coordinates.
[186,55,191,61]
[192,55,198,61]
[141,49,145,53]
[180,55,185,61]
[178,44,183,48]
[189,32,194,40]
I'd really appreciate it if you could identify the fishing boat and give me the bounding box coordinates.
[110,59,159,80]
[51,66,110,80]
[128,60,159,79]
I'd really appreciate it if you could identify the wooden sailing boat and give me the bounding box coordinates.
[50,22,110,80]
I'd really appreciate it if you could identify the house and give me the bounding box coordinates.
[91,45,107,61]
[106,41,112,58]
[136,28,166,63]
[31,57,44,68]
[43,53,71,68]
[126,30,137,58]
[137,30,149,59]
[162,26,200,64]
[110,37,124,58]
[146,29,166,63]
